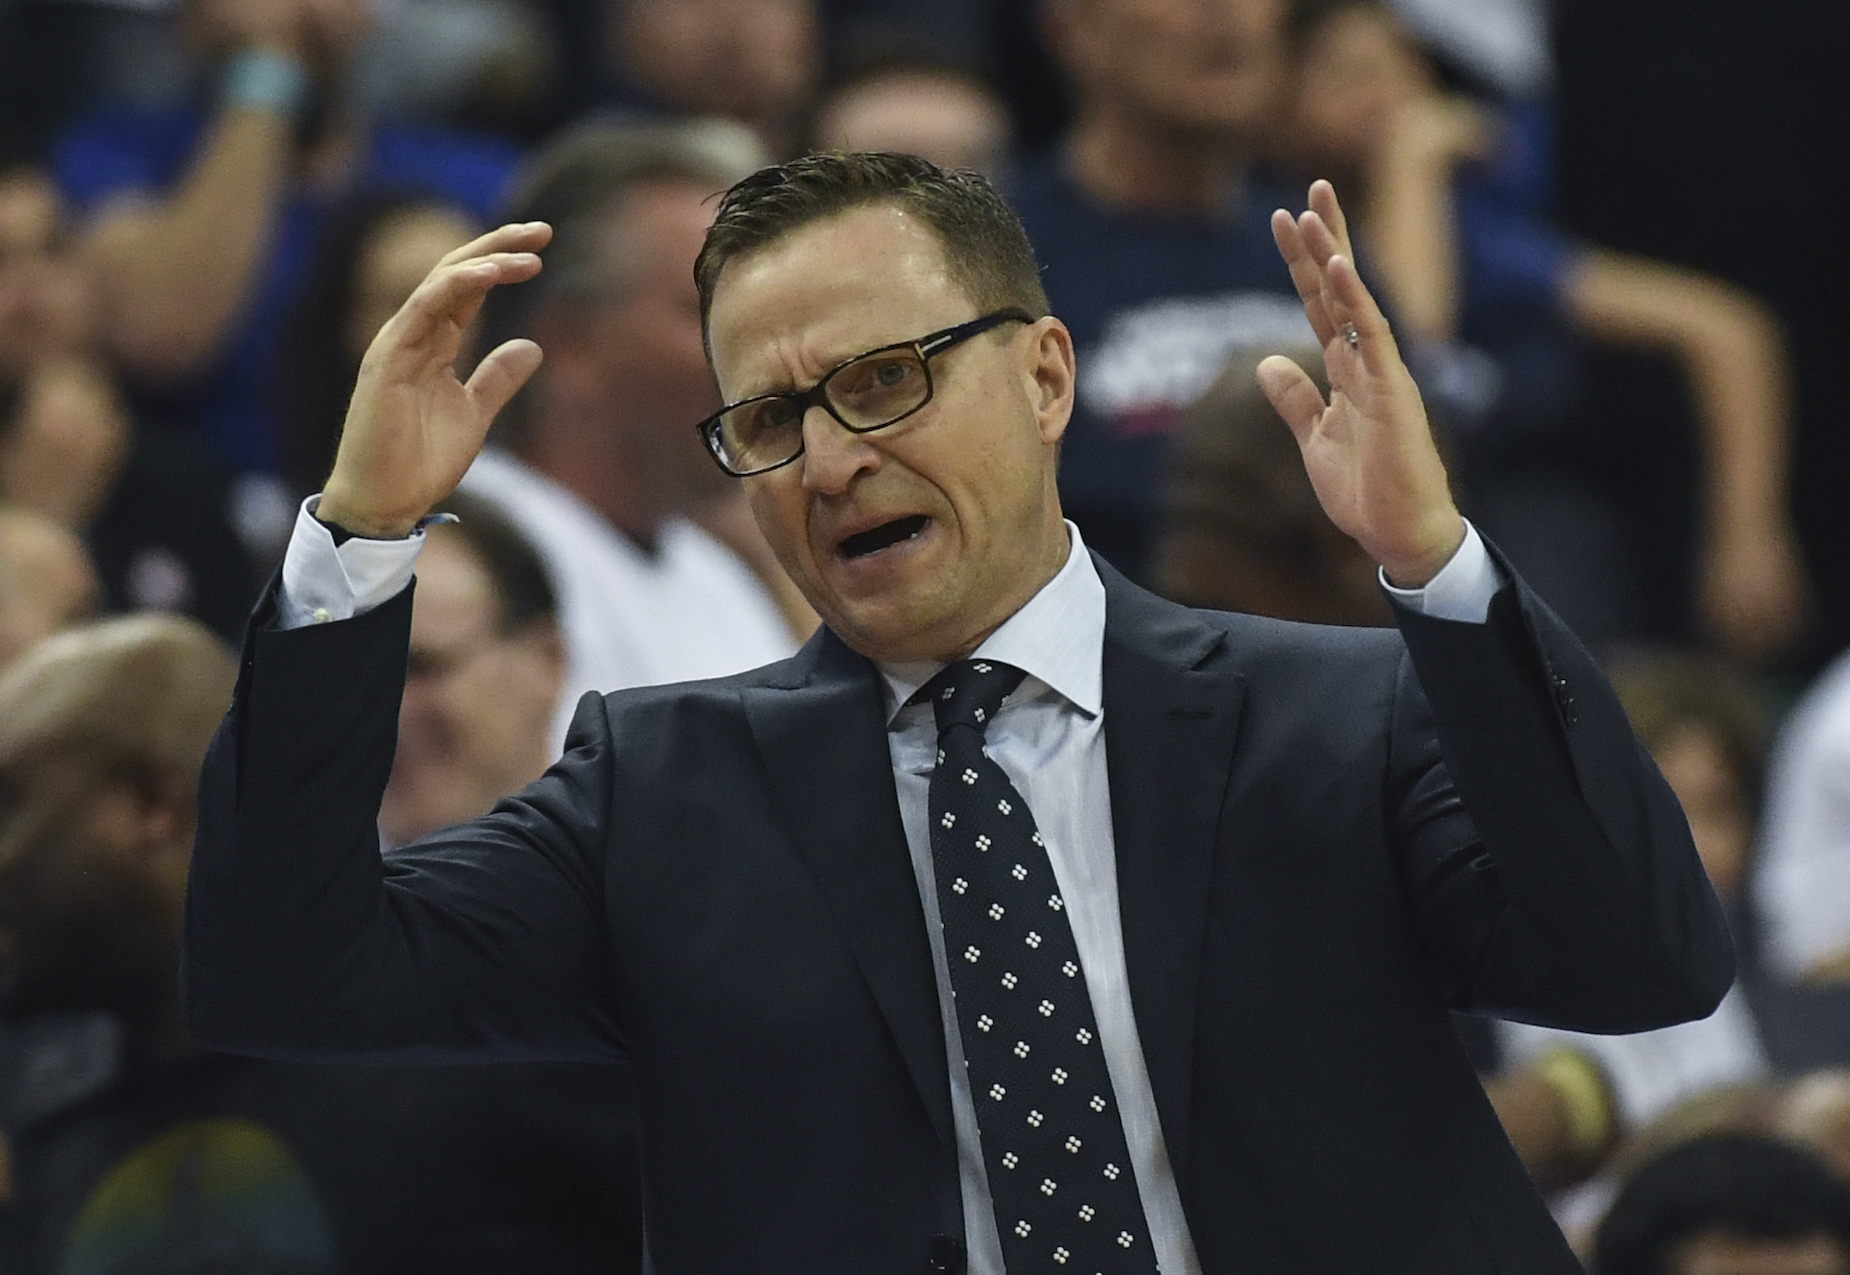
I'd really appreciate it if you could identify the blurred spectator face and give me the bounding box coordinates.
[344,204,478,364]
[1665,1231,1850,1275]
[0,357,132,529]
[0,169,97,375]
[609,0,820,142]
[0,507,99,671]
[0,617,233,1028]
[576,178,729,507]
[1653,720,1753,904]
[1287,2,1427,170]
[1049,0,1287,142]
[812,69,1012,176]
[381,527,562,844]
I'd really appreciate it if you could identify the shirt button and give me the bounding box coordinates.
[311,607,332,624]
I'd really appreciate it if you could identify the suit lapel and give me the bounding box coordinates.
[740,629,956,1155]
[1097,558,1246,1184]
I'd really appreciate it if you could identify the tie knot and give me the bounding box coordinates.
[926,659,1027,737]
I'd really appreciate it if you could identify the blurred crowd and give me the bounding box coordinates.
[0,0,1845,1270]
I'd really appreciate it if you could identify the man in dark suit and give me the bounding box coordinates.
[183,154,1733,1273]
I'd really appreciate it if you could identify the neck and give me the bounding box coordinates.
[940,515,1073,663]
[1063,111,1249,216]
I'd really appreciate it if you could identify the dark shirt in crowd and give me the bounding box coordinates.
[1005,156,1307,580]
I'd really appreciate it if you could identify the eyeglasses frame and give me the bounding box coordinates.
[696,307,1038,477]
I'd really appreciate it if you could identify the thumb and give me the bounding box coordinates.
[1256,354,1327,446]
[464,338,545,423]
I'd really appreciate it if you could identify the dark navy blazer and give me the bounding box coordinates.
[183,551,1733,1274]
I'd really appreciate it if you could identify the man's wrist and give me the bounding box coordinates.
[278,497,428,629]
[1380,519,1503,624]
[1379,515,1468,590]
[313,494,421,542]
[312,499,458,546]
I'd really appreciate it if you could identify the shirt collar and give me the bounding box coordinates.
[878,520,1106,725]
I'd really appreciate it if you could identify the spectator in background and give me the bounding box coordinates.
[0,358,127,536]
[1016,0,1313,581]
[1754,648,1850,987]
[1592,1133,1850,1275]
[599,0,822,158]
[0,615,642,1274]
[1153,346,1391,625]
[53,0,520,492]
[1278,0,1808,662]
[457,117,805,747]
[0,161,96,377]
[0,507,97,672]
[0,169,263,639]
[274,190,479,499]
[380,494,563,846]
[808,49,1013,177]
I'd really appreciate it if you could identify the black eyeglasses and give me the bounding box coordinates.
[697,308,1036,477]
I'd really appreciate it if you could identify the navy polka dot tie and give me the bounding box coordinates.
[925,659,1157,1273]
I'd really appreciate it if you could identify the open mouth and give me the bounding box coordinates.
[839,515,929,560]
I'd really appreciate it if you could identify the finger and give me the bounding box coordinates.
[389,251,544,354]
[1271,209,1338,345]
[1307,180,1355,261]
[1296,210,1350,337]
[1255,354,1329,444]
[1297,209,1340,271]
[465,338,545,422]
[1324,252,1402,375]
[437,221,552,270]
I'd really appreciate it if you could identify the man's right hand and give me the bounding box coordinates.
[317,222,550,539]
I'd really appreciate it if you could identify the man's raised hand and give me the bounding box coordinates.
[317,222,551,538]
[1257,181,1465,588]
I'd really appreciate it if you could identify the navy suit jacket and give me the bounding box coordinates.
[184,553,1733,1274]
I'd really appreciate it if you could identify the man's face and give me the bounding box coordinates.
[382,530,562,845]
[708,205,1074,664]
[1054,0,1287,141]
[582,180,731,507]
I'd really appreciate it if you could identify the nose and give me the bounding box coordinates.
[797,402,881,495]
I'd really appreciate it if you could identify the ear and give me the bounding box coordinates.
[1024,317,1076,447]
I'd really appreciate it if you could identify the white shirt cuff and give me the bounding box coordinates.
[1379,519,1505,624]
[275,496,426,629]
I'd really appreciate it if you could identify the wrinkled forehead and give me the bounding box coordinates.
[705,205,974,394]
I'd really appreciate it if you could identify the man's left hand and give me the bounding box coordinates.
[1257,180,1465,588]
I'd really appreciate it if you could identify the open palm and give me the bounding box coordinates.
[1256,182,1463,588]
[318,222,551,538]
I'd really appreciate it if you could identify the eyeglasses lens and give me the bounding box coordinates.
[715,348,930,474]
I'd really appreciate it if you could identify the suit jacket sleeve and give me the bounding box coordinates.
[1384,560,1735,1033]
[183,579,625,1063]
